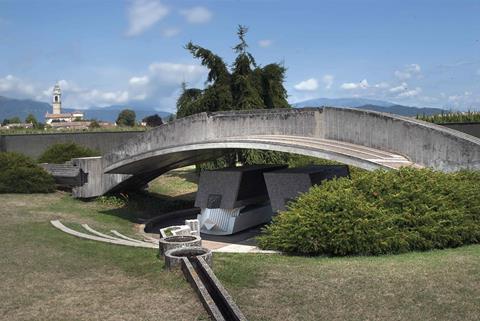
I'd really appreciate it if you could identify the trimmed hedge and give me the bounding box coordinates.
[0,152,55,193]
[258,168,480,256]
[38,142,99,164]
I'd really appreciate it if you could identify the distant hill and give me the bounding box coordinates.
[293,97,395,108]
[356,104,446,117]
[293,97,447,117]
[0,96,51,121]
[0,96,171,123]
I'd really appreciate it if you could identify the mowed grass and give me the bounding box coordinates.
[0,192,209,321]
[214,248,480,321]
[148,166,198,200]
[1,168,479,321]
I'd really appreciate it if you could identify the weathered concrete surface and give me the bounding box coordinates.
[0,131,144,158]
[71,157,130,198]
[322,108,480,172]
[72,107,480,197]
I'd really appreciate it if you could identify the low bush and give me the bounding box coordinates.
[0,152,55,193]
[38,142,99,164]
[258,167,480,256]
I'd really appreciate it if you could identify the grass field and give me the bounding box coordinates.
[1,169,479,320]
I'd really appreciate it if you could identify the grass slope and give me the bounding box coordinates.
[0,193,208,321]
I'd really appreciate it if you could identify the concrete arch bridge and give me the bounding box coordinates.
[71,107,480,198]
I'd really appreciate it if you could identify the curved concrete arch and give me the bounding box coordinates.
[72,107,480,198]
[104,137,412,174]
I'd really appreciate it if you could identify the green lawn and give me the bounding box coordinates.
[1,171,479,321]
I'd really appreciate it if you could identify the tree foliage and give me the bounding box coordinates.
[0,152,55,193]
[417,110,480,124]
[25,114,38,127]
[176,25,290,170]
[89,120,101,129]
[2,116,21,125]
[38,142,99,164]
[176,25,289,118]
[142,114,164,127]
[116,109,136,127]
[258,168,480,256]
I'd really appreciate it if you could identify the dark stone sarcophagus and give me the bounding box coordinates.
[264,165,350,212]
[195,164,286,235]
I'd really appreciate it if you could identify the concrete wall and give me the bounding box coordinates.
[0,131,144,158]
[442,123,480,139]
[71,157,130,198]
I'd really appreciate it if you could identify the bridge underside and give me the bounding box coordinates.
[105,135,415,176]
[98,135,416,194]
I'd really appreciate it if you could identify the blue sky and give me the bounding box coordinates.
[0,0,479,112]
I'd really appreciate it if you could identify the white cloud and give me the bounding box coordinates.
[340,79,369,90]
[322,75,334,90]
[88,90,129,104]
[294,78,318,91]
[374,82,389,89]
[258,39,273,48]
[148,62,207,84]
[161,27,180,37]
[180,6,212,24]
[126,0,169,37]
[0,74,35,97]
[129,76,150,86]
[398,87,422,98]
[394,63,421,80]
[389,82,408,93]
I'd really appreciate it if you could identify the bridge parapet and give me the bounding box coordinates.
[322,107,480,171]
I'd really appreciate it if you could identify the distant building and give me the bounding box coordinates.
[45,84,85,125]
[1,123,34,129]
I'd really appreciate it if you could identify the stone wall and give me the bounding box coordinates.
[0,131,144,158]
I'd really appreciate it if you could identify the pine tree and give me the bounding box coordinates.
[176,26,291,170]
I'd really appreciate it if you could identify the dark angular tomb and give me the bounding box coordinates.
[195,164,287,209]
[40,162,88,187]
[264,165,350,212]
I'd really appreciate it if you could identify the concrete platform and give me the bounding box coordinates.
[144,211,273,253]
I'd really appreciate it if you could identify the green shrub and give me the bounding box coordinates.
[38,142,99,164]
[0,152,55,193]
[258,167,480,256]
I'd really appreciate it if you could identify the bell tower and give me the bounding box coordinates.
[52,84,62,114]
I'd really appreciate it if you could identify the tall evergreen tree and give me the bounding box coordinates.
[231,26,264,110]
[177,25,289,118]
[177,26,291,169]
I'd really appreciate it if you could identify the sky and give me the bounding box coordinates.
[0,0,479,112]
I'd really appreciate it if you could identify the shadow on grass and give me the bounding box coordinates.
[97,191,195,224]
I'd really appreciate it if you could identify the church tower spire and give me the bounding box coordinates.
[52,83,62,114]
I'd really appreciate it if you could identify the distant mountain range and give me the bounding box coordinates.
[293,97,396,108]
[0,96,171,123]
[293,97,447,117]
